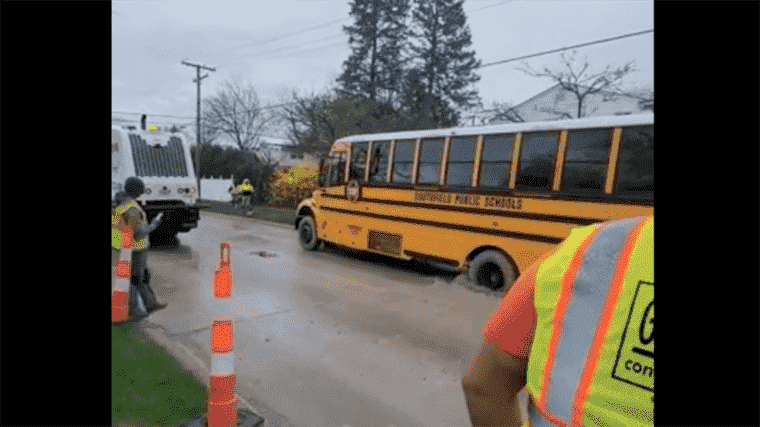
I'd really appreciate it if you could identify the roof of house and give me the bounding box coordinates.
[513,83,642,110]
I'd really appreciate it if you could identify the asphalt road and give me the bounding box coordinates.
[138,210,506,427]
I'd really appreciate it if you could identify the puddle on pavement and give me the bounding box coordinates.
[251,251,279,258]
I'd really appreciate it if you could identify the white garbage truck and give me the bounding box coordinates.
[112,116,206,241]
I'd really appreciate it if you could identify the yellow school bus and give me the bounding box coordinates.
[294,113,653,291]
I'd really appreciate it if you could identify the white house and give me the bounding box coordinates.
[493,84,652,124]
[259,138,319,170]
[176,131,318,168]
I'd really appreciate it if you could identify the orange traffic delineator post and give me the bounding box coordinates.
[208,242,237,427]
[112,227,134,324]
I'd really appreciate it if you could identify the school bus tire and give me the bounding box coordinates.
[298,215,320,251]
[468,250,516,291]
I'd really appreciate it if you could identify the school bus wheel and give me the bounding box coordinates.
[298,215,320,251]
[468,250,516,291]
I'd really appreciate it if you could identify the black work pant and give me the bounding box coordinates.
[129,250,161,315]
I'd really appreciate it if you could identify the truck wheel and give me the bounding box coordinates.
[298,216,320,251]
[468,250,516,291]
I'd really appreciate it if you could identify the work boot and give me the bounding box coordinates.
[143,287,167,312]
[129,311,149,322]
[129,283,149,321]
[147,302,167,313]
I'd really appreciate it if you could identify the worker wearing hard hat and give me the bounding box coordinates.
[234,178,255,216]
[112,177,168,321]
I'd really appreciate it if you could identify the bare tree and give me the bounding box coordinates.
[202,80,273,153]
[517,51,637,119]
[278,89,335,157]
[487,101,525,124]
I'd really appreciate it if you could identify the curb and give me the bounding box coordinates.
[178,408,265,427]
[199,209,294,230]
[139,325,266,426]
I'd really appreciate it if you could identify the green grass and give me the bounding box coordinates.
[112,323,207,426]
[198,199,297,226]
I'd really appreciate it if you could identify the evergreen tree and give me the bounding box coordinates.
[409,0,481,125]
[399,68,458,129]
[337,0,410,104]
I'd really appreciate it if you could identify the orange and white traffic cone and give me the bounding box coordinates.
[112,227,133,324]
[208,242,237,427]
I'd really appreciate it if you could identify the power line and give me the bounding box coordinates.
[112,102,296,119]
[260,41,349,61]
[242,33,345,59]
[114,22,650,128]
[215,35,346,68]
[112,111,196,119]
[115,27,650,121]
[213,1,515,71]
[232,17,348,50]
[479,29,653,69]
[468,0,515,14]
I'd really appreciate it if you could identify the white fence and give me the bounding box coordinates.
[200,176,235,202]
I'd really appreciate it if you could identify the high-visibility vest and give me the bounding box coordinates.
[235,183,254,194]
[525,215,654,427]
[112,201,150,251]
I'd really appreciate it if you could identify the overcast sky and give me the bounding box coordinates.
[112,0,653,144]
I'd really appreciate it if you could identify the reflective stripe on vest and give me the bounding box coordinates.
[527,402,557,427]
[526,216,654,427]
[112,201,149,250]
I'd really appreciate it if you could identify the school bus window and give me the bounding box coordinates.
[392,139,415,184]
[327,153,347,186]
[616,125,653,201]
[417,137,445,185]
[368,141,391,183]
[350,142,369,181]
[479,133,515,189]
[446,136,477,187]
[516,131,559,192]
[561,128,612,197]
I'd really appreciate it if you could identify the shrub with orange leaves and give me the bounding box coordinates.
[266,163,319,208]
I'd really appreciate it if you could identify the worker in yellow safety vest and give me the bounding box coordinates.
[112,177,167,321]
[233,178,255,215]
[462,215,654,427]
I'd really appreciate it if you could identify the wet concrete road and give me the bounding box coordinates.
[140,211,506,427]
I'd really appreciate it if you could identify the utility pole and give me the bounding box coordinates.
[181,60,216,199]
